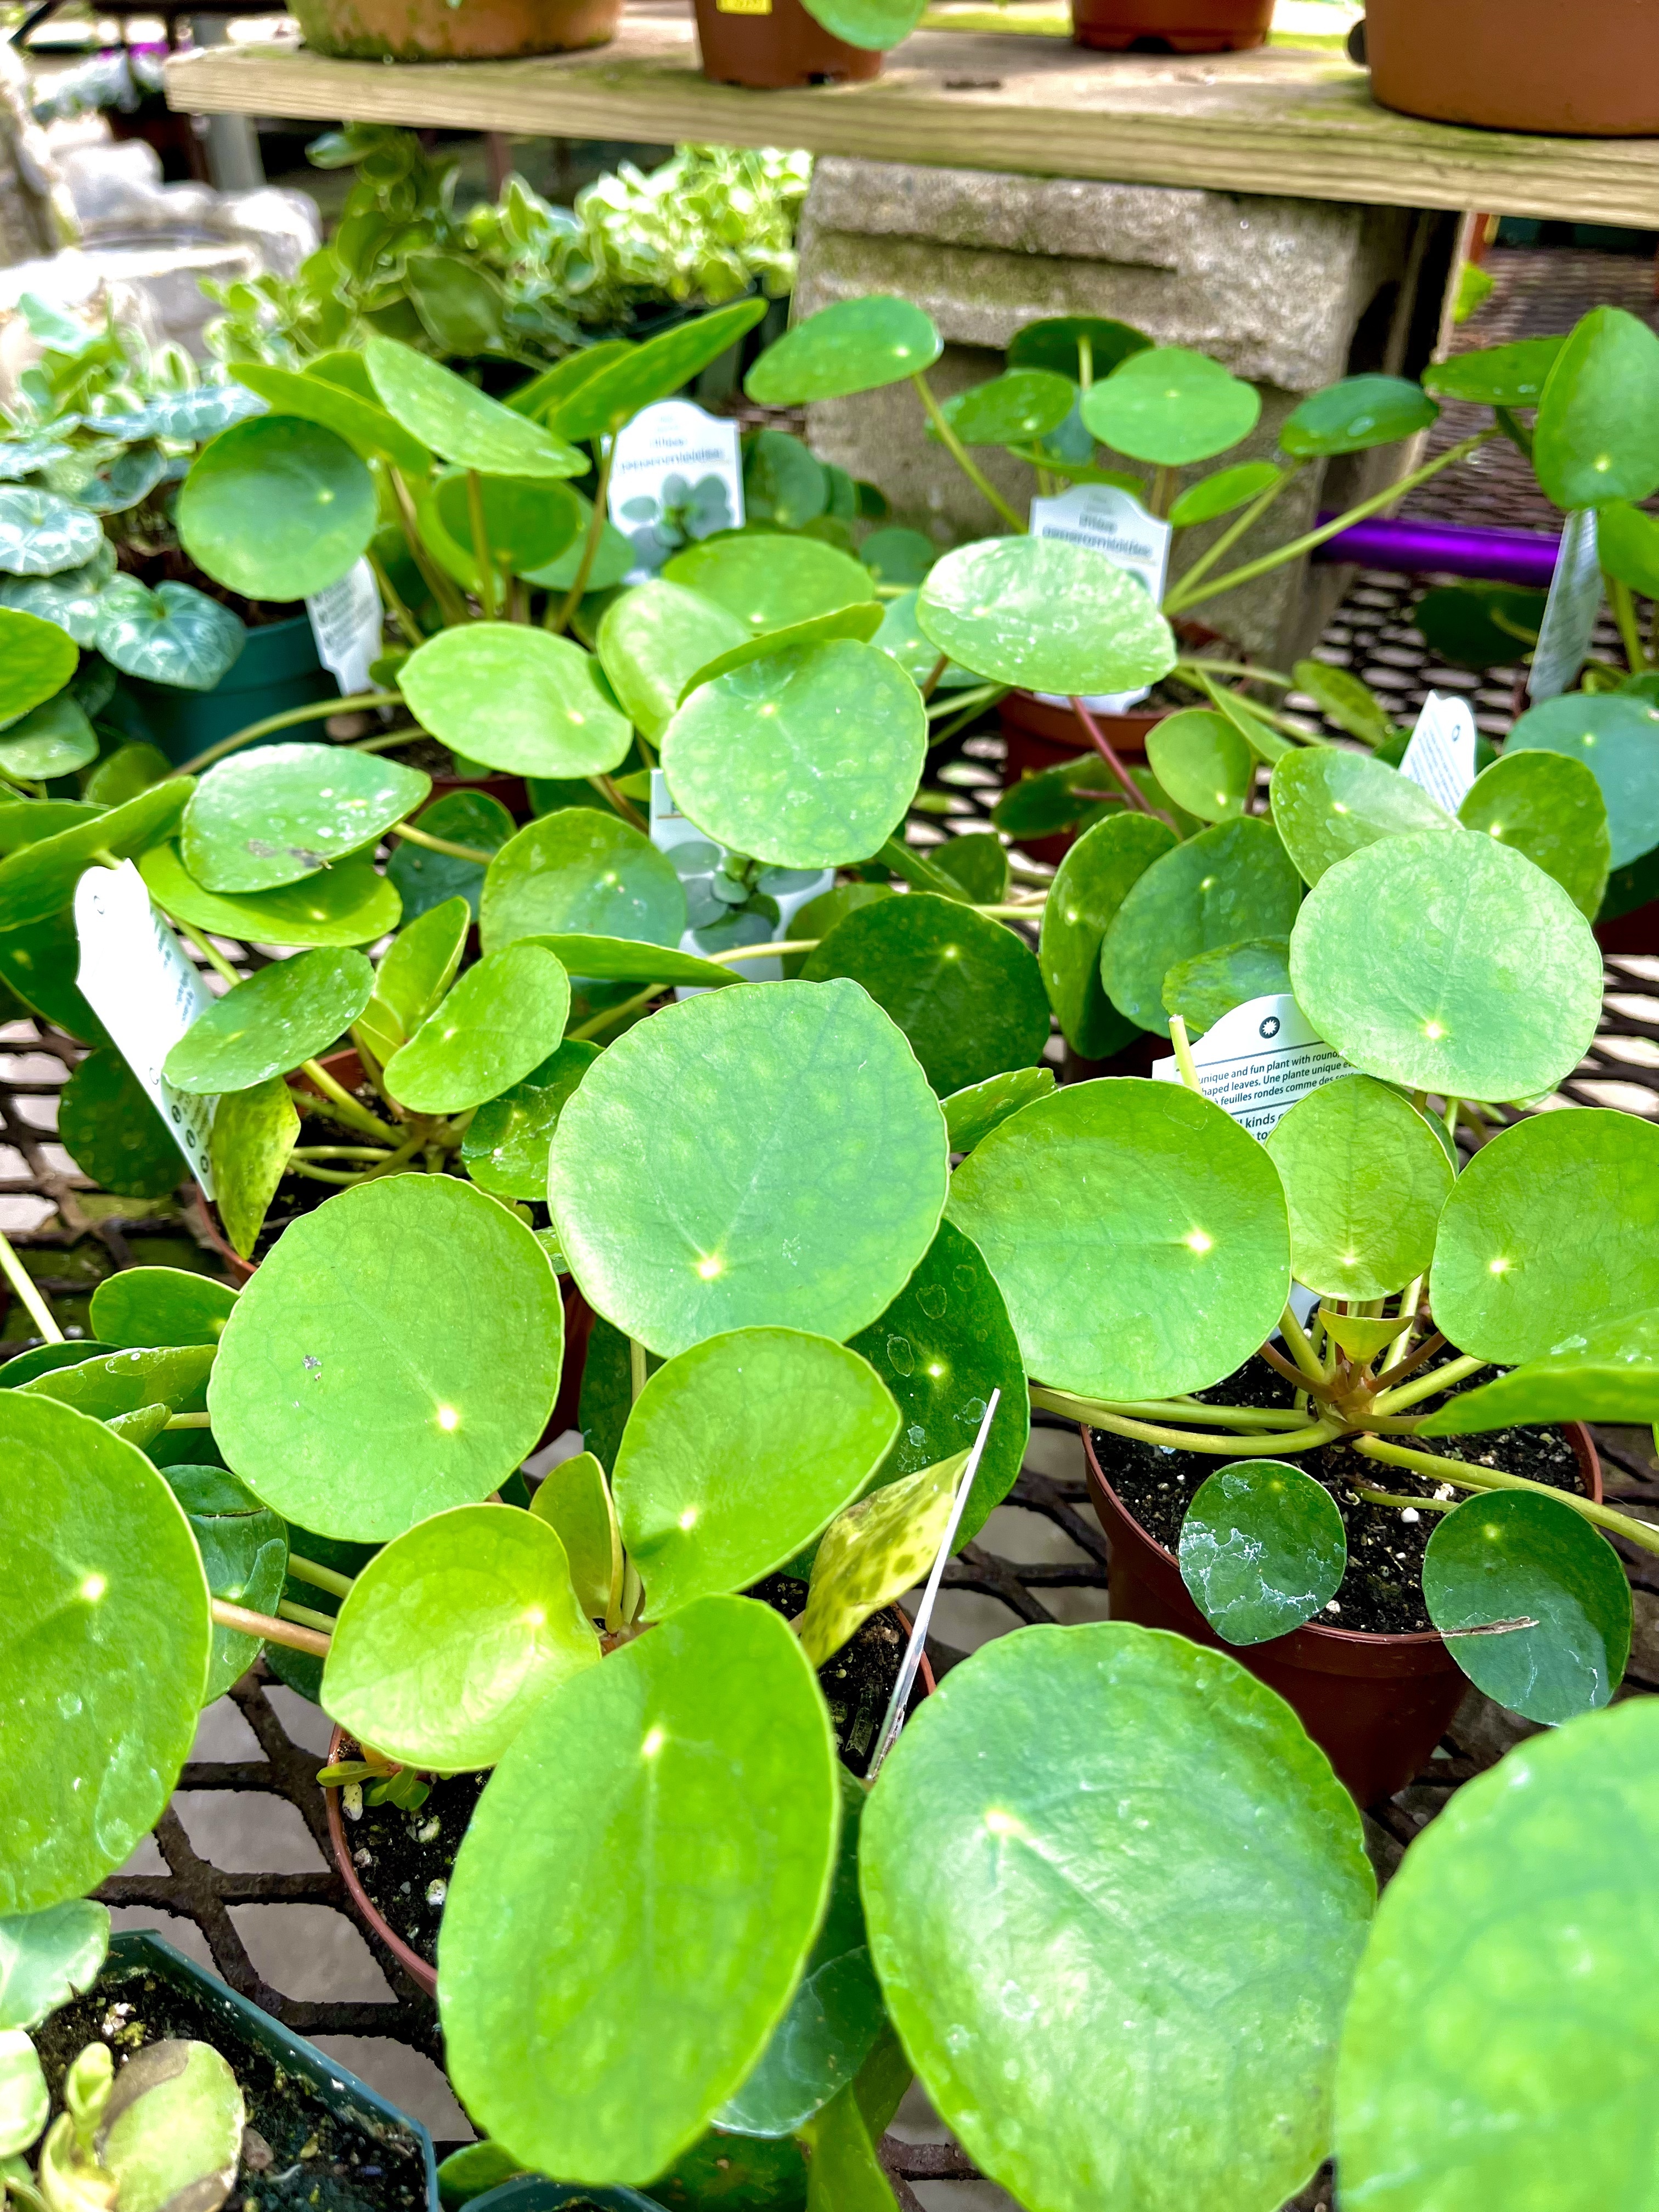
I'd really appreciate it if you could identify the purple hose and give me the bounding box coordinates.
[1312,514,1560,588]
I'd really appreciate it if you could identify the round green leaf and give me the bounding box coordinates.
[83,742,174,808]
[18,1343,213,1422]
[1429,1107,1659,1365]
[439,1594,839,2183]
[89,1268,238,1350]
[678,600,886,702]
[1178,1459,1347,1644]
[163,947,373,1094]
[1280,375,1437,459]
[614,1327,898,1616]
[0,695,95,781]
[358,894,469,1062]
[230,361,433,472]
[661,639,924,871]
[1145,708,1253,822]
[1007,317,1152,381]
[1167,460,1282,529]
[595,580,748,747]
[1420,1491,1630,1724]
[386,790,511,924]
[1412,581,1547,673]
[365,337,585,480]
[932,830,1008,905]
[519,934,735,989]
[165,1462,290,1702]
[182,741,428,896]
[1081,347,1261,466]
[795,1454,962,1672]
[549,301,767,442]
[0,486,102,576]
[802,890,1048,1095]
[529,1447,620,1620]
[549,980,947,1358]
[916,536,1177,696]
[1421,336,1563,408]
[1595,499,1659,600]
[94,578,245,693]
[178,416,377,600]
[1292,660,1398,748]
[1268,744,1455,888]
[798,0,924,45]
[1264,1074,1453,1301]
[0,1900,109,2033]
[862,1623,1374,2212]
[324,1503,600,1769]
[518,491,634,595]
[947,1078,1290,1399]
[941,1065,1054,1155]
[845,1215,1028,1546]
[383,942,571,1113]
[461,1039,599,1200]
[1420,1305,1659,1436]
[1458,749,1610,920]
[59,1045,183,1198]
[0,780,187,933]
[480,809,685,952]
[1040,812,1177,1059]
[662,534,876,637]
[1505,689,1659,870]
[744,299,942,407]
[871,588,977,690]
[745,429,828,529]
[1161,936,1293,1035]
[1102,814,1303,1037]
[941,370,1076,448]
[1288,831,1602,1102]
[1335,1697,1659,2212]
[1532,305,1659,511]
[0,1393,211,1912]
[140,840,401,949]
[860,527,938,588]
[209,1076,297,1261]
[0,606,78,722]
[400,624,632,783]
[428,471,583,587]
[209,1174,566,1540]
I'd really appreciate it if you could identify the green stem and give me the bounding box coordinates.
[1346,1477,1457,1515]
[912,372,1026,534]
[297,1060,391,1142]
[279,1595,339,1634]
[707,938,818,965]
[921,651,949,703]
[928,686,1009,750]
[1148,464,1179,520]
[286,1552,355,1599]
[1351,1437,1659,1558]
[1161,470,1300,611]
[388,820,498,866]
[291,1145,395,1161]
[877,834,975,903]
[551,441,615,635]
[1070,1397,1315,1431]
[1607,573,1650,673]
[0,1228,60,1342]
[171,693,400,779]
[629,1336,647,1404]
[366,545,422,649]
[176,919,242,988]
[1278,1301,1328,1386]
[1175,659,1295,688]
[592,772,648,832]
[466,470,499,620]
[568,982,662,1042]
[391,468,470,627]
[165,1411,211,1429]
[1370,1351,1487,1417]
[286,1159,381,1184]
[974,902,1048,920]
[1167,1014,1201,1092]
[1030,1383,1343,1456]
[213,1596,329,1657]
[926,682,1002,720]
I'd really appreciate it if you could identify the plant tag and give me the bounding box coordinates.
[73,860,217,1196]
[1029,485,1171,714]
[1527,506,1601,703]
[650,769,830,988]
[716,0,771,13]
[608,402,744,582]
[305,557,382,699]
[1151,993,1349,1140]
[1397,691,1478,813]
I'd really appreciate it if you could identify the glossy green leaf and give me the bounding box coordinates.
[0,485,101,575]
[1504,689,1659,871]
[386,791,511,925]
[1289,831,1602,1101]
[519,490,634,595]
[551,300,769,441]
[1264,1075,1453,1301]
[0,1343,118,1389]
[1280,376,1437,459]
[678,601,887,702]
[165,947,372,1094]
[745,428,828,528]
[1595,498,1659,599]
[614,1327,898,1616]
[1082,347,1261,466]
[182,742,427,896]
[58,1045,183,1198]
[0,1901,109,2032]
[862,1623,1375,2212]
[19,1343,213,1422]
[930,834,1007,908]
[803,892,1048,1096]
[0,800,104,854]
[1167,460,1282,528]
[357,894,469,1061]
[481,809,685,952]
[0,2031,46,2158]
[662,639,924,871]
[940,1066,1055,1153]
[1412,581,1546,672]
[165,1462,289,1701]
[860,527,937,588]
[0,695,95,781]
[1177,1459,1347,1645]
[1421,1305,1659,1434]
[663,535,876,637]
[95,577,245,693]
[941,370,1075,447]
[97,2037,245,2209]
[529,1448,621,1622]
[917,535,1176,697]
[383,942,570,1113]
[461,1039,598,1200]
[324,1503,599,1769]
[1291,660,1398,747]
[1006,316,1152,381]
[1145,708,1252,822]
[209,1076,298,1259]
[1421,336,1563,408]
[210,1174,565,1539]
[178,416,377,600]
[88,1269,236,1350]
[870,588,975,690]
[1335,1697,1659,2212]
[795,1454,961,1669]
[1458,749,1610,920]
[1429,1108,1659,1365]
[948,1078,1289,1398]
[439,1594,839,2182]
[595,580,748,746]
[427,471,583,588]
[140,841,401,949]
[1038,813,1175,1058]
[521,935,736,989]
[0,1393,211,1912]
[1418,1491,1630,1723]
[366,337,585,480]
[0,780,187,932]
[400,624,631,781]
[744,298,942,406]
[1204,681,1294,765]
[798,0,923,46]
[1102,814,1302,1037]
[232,360,431,471]
[0,606,78,722]
[1268,746,1454,888]
[549,980,947,1357]
[1532,305,1659,510]
[1160,936,1293,1035]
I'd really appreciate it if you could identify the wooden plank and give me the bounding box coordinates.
[163,10,1659,227]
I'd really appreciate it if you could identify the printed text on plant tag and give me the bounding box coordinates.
[1398,690,1478,813]
[1152,993,1350,1140]
[1528,506,1601,703]
[1029,484,1171,713]
[306,556,383,700]
[608,401,744,582]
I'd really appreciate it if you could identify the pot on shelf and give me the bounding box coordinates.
[998,689,1171,868]
[291,0,622,59]
[1362,0,1659,136]
[1084,1422,1603,1806]
[1070,0,1272,52]
[117,613,335,771]
[692,0,883,89]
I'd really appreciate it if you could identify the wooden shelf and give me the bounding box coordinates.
[164,6,1659,226]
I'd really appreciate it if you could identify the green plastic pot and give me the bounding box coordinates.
[115,612,337,768]
[468,2183,668,2211]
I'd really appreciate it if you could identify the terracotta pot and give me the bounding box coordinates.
[1084,1422,1602,1806]
[324,1613,934,1996]
[1364,0,1659,136]
[1071,0,1272,50]
[430,771,531,818]
[998,689,1170,867]
[692,0,883,88]
[291,0,622,59]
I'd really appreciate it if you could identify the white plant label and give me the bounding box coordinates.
[1527,506,1602,703]
[608,401,744,581]
[74,860,217,1196]
[650,769,830,988]
[1152,993,1349,1140]
[1029,484,1172,714]
[1398,690,1479,813]
[306,556,382,700]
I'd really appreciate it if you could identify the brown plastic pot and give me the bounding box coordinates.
[1071,0,1271,49]
[1595,899,1659,958]
[1084,1422,1602,1806]
[291,0,622,60]
[1364,0,1659,136]
[693,0,883,88]
[998,690,1170,867]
